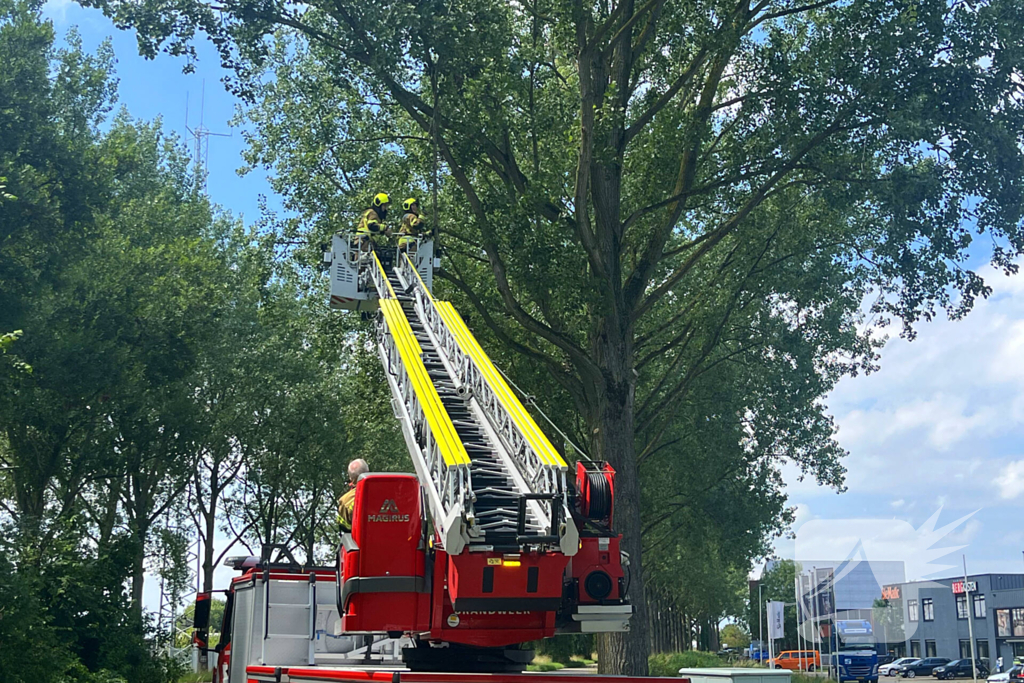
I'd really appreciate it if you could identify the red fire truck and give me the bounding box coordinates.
[191,240,645,682]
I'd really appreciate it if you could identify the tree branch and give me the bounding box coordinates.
[633,119,852,321]
[623,47,710,143]
[435,268,585,398]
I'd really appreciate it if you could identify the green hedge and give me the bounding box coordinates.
[649,652,726,676]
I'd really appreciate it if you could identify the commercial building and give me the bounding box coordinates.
[880,574,1024,664]
[798,561,908,612]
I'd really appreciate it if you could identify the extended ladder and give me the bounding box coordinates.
[369,252,577,556]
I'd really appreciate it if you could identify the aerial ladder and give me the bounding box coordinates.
[192,234,633,683]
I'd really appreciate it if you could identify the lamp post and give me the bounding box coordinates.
[964,556,978,683]
[759,580,764,662]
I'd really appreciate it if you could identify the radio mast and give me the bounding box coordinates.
[185,80,231,192]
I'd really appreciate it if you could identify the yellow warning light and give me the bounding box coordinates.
[502,560,521,567]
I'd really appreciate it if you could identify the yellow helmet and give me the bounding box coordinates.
[372,192,390,208]
[402,197,419,212]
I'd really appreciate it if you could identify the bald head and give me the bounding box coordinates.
[348,458,369,484]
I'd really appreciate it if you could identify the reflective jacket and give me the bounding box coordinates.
[357,208,385,235]
[399,211,424,237]
[337,487,357,532]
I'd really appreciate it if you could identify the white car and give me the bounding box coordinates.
[881,659,921,677]
[988,665,1023,683]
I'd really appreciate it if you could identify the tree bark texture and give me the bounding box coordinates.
[588,330,650,675]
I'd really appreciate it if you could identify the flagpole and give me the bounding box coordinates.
[815,569,823,675]
[796,573,804,671]
[759,582,764,662]
[832,576,839,683]
[964,556,978,683]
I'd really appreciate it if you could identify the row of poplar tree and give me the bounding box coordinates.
[0,6,781,678]
[0,4,411,681]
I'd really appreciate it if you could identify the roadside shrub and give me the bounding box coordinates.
[649,651,725,676]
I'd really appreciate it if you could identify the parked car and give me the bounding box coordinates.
[900,658,950,678]
[880,655,897,666]
[881,658,920,677]
[934,660,990,680]
[988,665,1024,683]
[770,650,822,671]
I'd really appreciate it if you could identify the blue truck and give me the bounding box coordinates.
[746,642,769,662]
[831,620,880,683]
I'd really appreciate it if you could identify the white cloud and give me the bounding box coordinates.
[790,508,977,581]
[42,0,75,22]
[994,460,1024,499]
[813,261,1024,504]
[945,518,982,544]
[776,261,1024,574]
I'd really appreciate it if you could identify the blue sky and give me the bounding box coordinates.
[43,0,281,224]
[775,261,1024,582]
[42,0,1024,602]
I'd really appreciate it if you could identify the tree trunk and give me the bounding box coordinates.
[131,524,147,619]
[198,490,217,672]
[589,330,650,676]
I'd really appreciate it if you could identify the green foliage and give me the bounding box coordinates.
[77,0,1024,671]
[533,634,596,663]
[19,0,1024,672]
[721,624,751,649]
[649,651,726,676]
[748,560,801,650]
[0,2,376,678]
[176,673,214,683]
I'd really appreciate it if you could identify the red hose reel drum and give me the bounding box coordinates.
[575,461,615,527]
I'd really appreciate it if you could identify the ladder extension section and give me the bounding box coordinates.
[395,253,577,556]
[369,253,474,554]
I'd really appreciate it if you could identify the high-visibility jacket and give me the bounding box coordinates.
[398,211,424,246]
[337,486,357,532]
[357,208,385,236]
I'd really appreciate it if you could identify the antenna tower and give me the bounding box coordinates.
[185,80,231,192]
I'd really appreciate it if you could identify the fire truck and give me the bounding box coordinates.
[191,235,642,683]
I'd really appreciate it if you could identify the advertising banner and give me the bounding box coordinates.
[768,600,786,640]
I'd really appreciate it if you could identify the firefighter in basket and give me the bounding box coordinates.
[398,197,426,252]
[356,193,391,257]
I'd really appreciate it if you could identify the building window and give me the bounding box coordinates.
[1014,642,1024,658]
[911,641,921,658]
[974,594,986,619]
[923,598,935,622]
[1014,608,1024,637]
[926,640,937,657]
[977,640,990,660]
[909,599,919,622]
[998,609,1012,637]
[960,640,972,658]
[957,594,969,620]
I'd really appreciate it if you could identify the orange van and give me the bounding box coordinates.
[771,650,822,671]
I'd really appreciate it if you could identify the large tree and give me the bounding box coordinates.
[84,0,1024,671]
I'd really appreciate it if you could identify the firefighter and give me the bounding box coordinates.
[356,193,391,247]
[337,458,369,533]
[398,197,426,252]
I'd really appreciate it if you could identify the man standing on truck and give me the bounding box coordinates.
[337,458,369,533]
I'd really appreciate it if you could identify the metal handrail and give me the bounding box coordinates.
[367,253,475,552]
[396,254,575,552]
